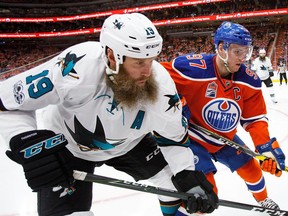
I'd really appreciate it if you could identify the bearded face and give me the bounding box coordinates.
[106,63,159,109]
[259,55,266,61]
[259,51,266,61]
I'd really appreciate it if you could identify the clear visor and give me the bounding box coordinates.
[229,45,253,61]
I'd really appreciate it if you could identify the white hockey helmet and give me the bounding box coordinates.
[100,13,163,67]
[259,49,266,56]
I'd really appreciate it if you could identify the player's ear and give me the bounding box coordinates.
[217,42,224,52]
[107,48,116,69]
[107,48,115,62]
[217,42,226,58]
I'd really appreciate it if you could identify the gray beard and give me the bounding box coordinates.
[259,56,266,61]
[106,69,159,109]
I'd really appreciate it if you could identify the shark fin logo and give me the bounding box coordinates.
[65,115,126,151]
[260,65,267,71]
[56,51,85,79]
[113,19,124,30]
[165,94,180,112]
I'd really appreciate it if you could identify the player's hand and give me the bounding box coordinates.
[256,138,286,177]
[172,170,219,214]
[6,130,74,191]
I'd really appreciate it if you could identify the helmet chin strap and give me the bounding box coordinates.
[216,49,232,74]
[102,55,120,83]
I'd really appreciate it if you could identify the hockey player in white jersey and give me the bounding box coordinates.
[277,61,287,85]
[251,49,278,103]
[0,13,218,216]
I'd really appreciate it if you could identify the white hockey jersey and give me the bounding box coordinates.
[0,41,193,174]
[278,64,286,74]
[251,56,273,80]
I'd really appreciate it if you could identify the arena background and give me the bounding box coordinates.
[0,0,287,80]
[0,1,288,216]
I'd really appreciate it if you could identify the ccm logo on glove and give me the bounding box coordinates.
[6,130,74,191]
[21,133,66,159]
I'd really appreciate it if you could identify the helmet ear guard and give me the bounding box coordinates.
[100,13,163,76]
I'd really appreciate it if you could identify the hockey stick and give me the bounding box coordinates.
[189,123,288,172]
[73,170,288,215]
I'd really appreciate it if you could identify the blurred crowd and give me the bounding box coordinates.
[1,23,287,80]
[0,0,287,79]
[1,0,287,33]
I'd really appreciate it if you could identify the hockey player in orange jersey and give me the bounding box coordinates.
[161,21,286,211]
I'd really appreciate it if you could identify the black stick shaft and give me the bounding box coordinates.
[74,170,189,199]
[73,170,288,215]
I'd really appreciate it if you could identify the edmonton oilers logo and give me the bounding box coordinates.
[202,98,240,132]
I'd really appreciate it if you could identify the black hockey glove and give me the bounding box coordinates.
[172,170,219,214]
[6,130,74,192]
[269,71,274,77]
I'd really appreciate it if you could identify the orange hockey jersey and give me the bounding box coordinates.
[161,53,271,153]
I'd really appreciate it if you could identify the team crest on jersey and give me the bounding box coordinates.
[65,115,126,151]
[94,94,122,117]
[165,94,180,112]
[260,65,267,70]
[205,81,218,98]
[56,51,85,79]
[106,98,119,115]
[202,98,240,132]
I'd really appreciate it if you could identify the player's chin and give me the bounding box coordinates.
[233,64,241,72]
